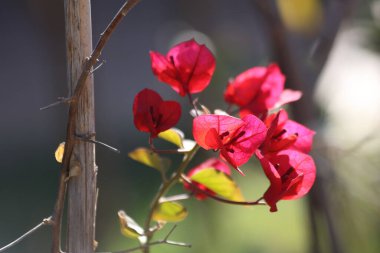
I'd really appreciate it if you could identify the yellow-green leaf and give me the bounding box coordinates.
[128,147,167,171]
[190,168,244,201]
[152,201,188,222]
[158,128,184,148]
[118,210,144,239]
[55,142,65,163]
[276,0,323,33]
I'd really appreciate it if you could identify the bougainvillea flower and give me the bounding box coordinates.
[184,158,231,200]
[224,64,303,117]
[257,149,316,212]
[133,88,181,138]
[224,64,285,117]
[150,39,216,96]
[261,109,315,154]
[193,114,267,173]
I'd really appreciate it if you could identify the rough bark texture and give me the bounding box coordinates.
[64,1,97,253]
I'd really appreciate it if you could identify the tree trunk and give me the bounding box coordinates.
[63,1,97,253]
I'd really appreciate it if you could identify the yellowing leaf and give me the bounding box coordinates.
[190,168,244,201]
[118,210,144,239]
[152,201,188,222]
[55,142,65,163]
[128,148,168,171]
[158,128,184,148]
[276,0,323,34]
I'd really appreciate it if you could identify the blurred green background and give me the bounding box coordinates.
[1,0,380,252]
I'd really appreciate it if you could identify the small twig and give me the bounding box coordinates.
[99,240,190,253]
[0,216,52,253]
[40,97,73,110]
[76,134,120,154]
[163,224,177,241]
[181,175,265,206]
[98,225,190,253]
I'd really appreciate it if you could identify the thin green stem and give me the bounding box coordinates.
[142,145,200,253]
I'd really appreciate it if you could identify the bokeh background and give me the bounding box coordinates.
[1,0,380,252]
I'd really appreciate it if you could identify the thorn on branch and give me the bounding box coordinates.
[40,97,73,111]
[75,133,121,154]
[90,59,106,74]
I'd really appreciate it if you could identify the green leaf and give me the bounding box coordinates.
[128,147,169,171]
[152,201,188,222]
[55,142,65,163]
[190,168,244,201]
[118,210,144,239]
[158,128,184,148]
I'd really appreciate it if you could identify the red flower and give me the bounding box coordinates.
[193,114,267,174]
[261,109,315,154]
[150,39,216,96]
[224,64,302,117]
[133,88,181,138]
[184,158,231,200]
[257,150,316,212]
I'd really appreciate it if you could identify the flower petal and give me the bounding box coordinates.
[157,101,182,134]
[133,89,162,134]
[258,149,316,212]
[223,114,267,167]
[193,114,244,150]
[224,66,267,106]
[283,119,315,153]
[276,150,316,200]
[274,89,303,108]
[150,51,184,95]
[133,89,181,137]
[256,151,282,212]
[248,64,285,112]
[168,39,216,95]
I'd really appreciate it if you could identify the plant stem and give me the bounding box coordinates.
[142,145,200,253]
[97,225,191,253]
